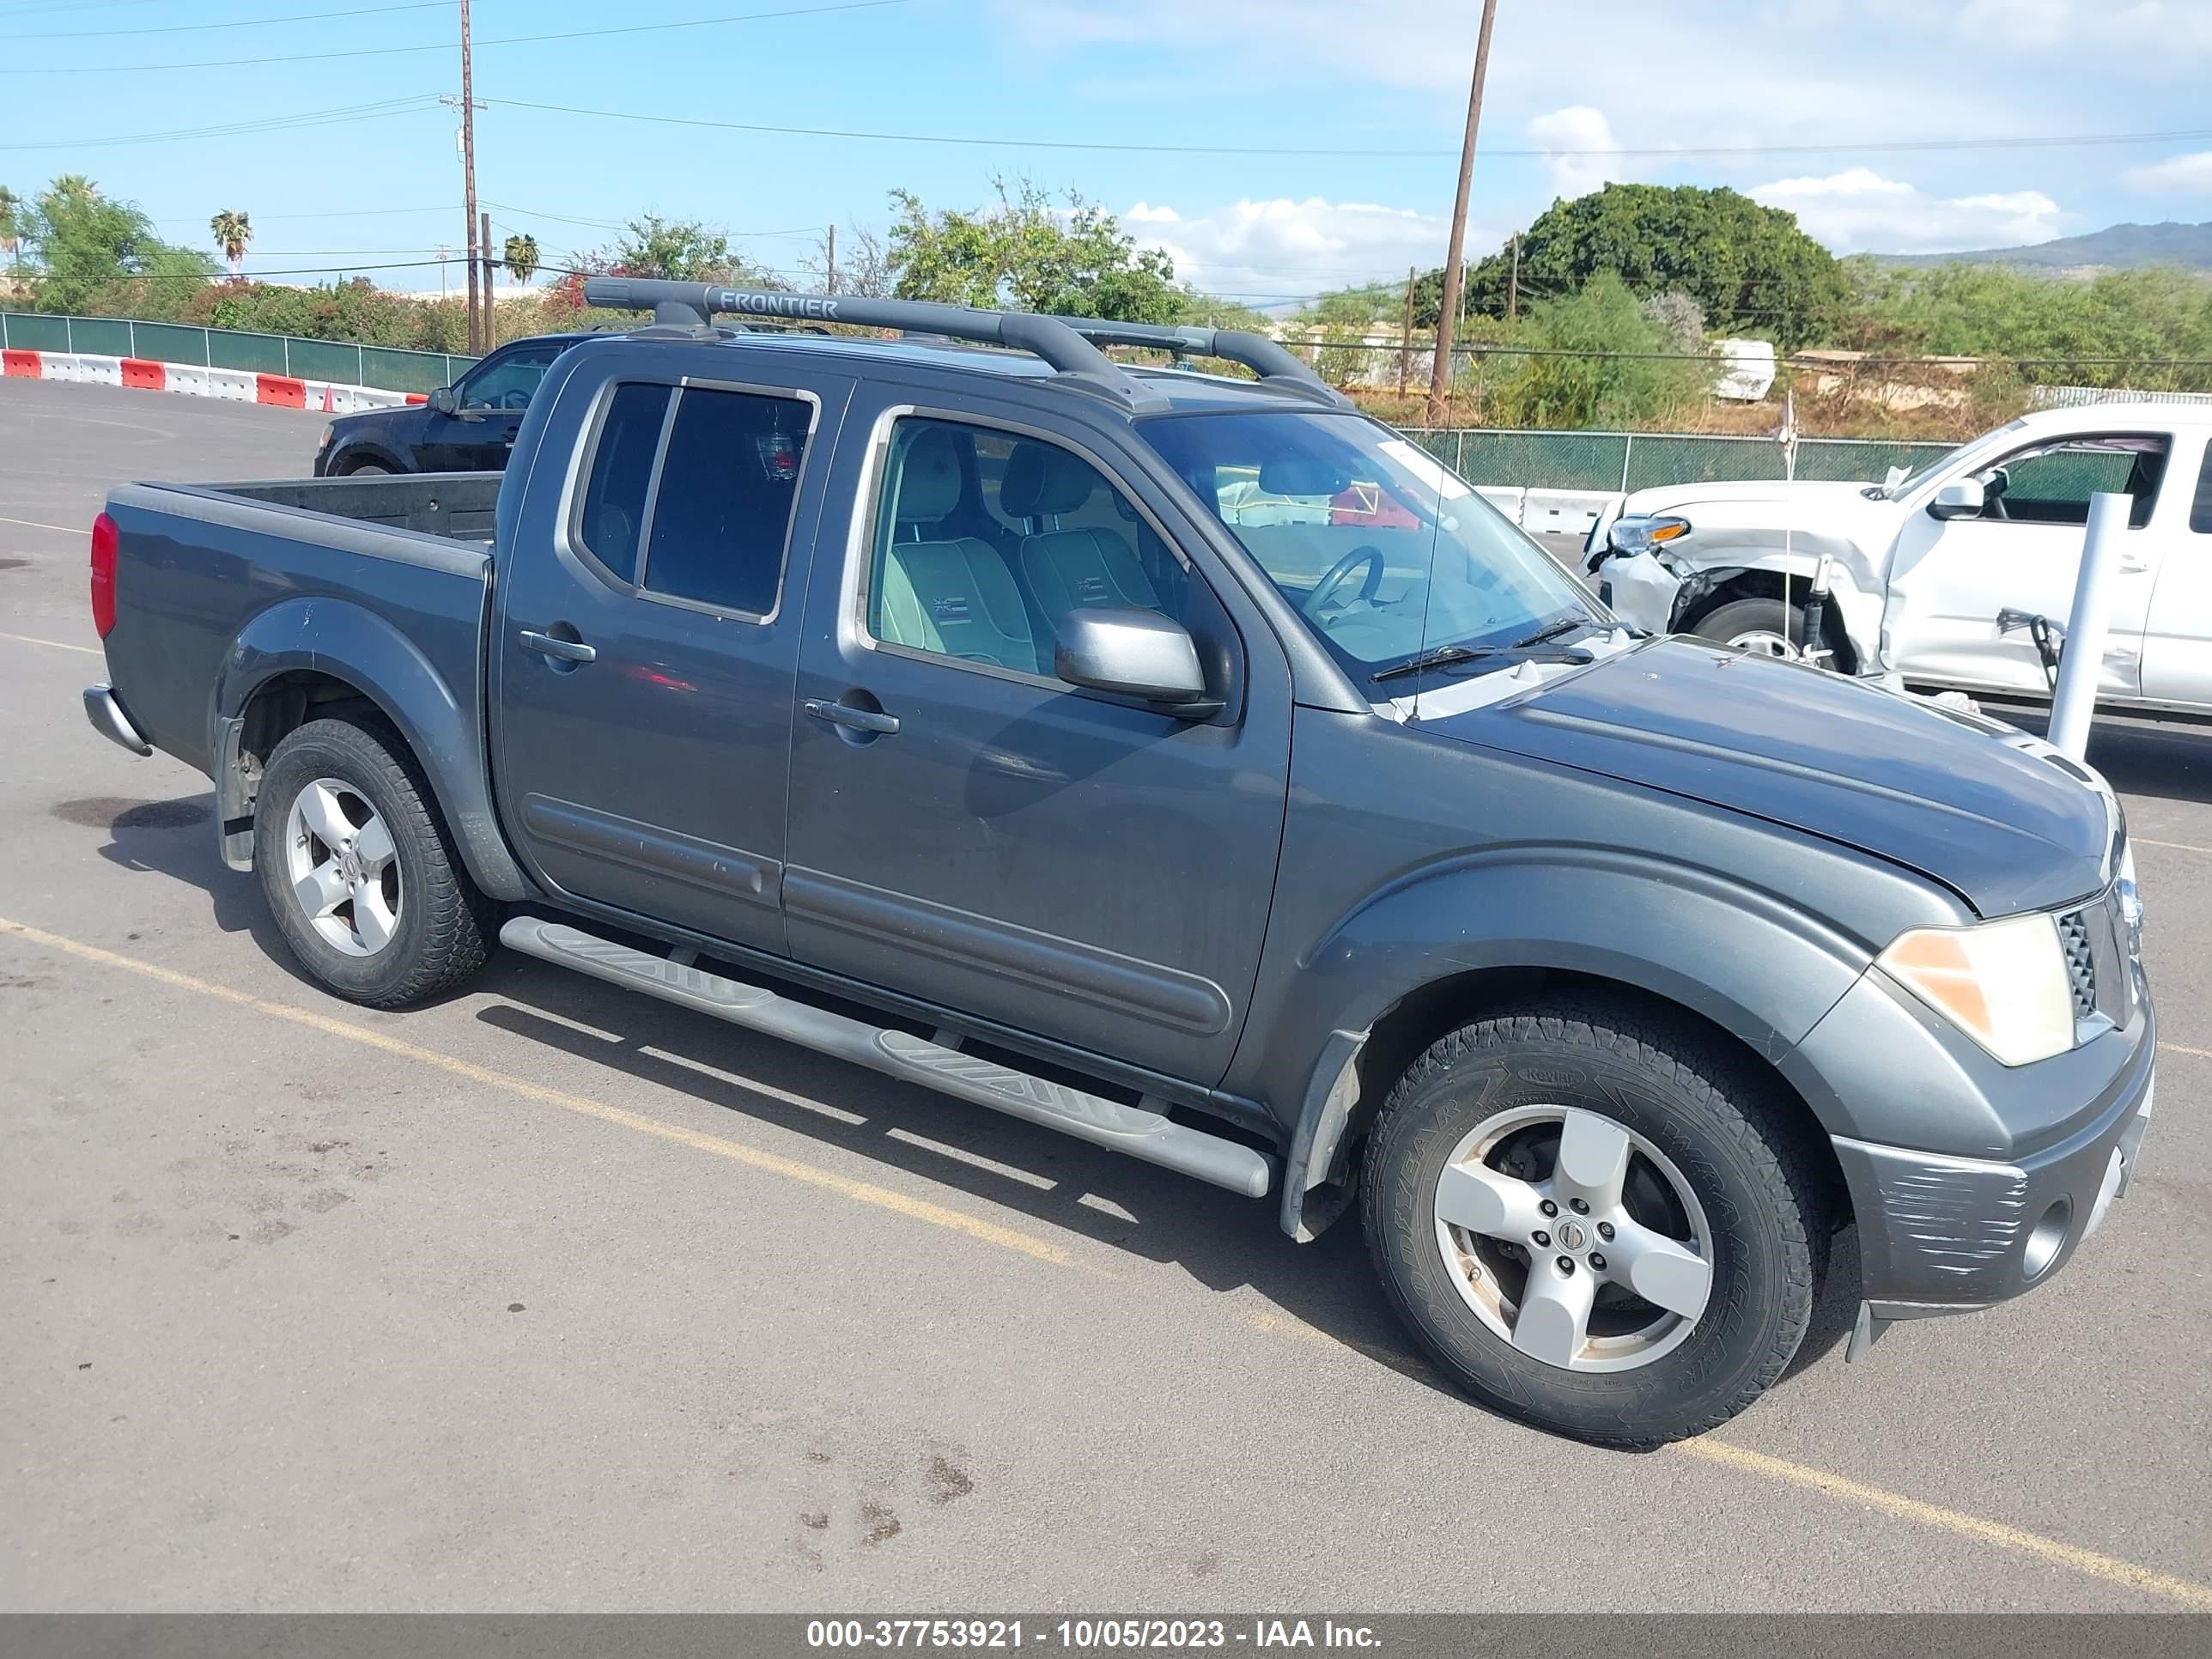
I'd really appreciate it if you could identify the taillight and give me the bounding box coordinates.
[90,511,118,639]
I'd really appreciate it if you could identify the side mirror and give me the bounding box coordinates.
[1928,478,1985,521]
[428,386,459,416]
[1054,607,1215,714]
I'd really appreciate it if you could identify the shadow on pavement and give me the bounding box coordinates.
[79,785,1861,1442]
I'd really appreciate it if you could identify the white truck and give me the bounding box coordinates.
[1585,402,2212,717]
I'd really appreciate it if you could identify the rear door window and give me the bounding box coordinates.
[2193,441,2212,534]
[574,381,671,583]
[639,387,815,618]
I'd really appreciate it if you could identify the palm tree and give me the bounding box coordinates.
[52,174,97,204]
[501,232,539,287]
[0,185,20,269]
[210,209,252,281]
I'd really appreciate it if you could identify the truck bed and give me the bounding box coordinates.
[98,474,501,778]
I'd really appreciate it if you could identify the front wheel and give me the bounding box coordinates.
[254,717,493,1007]
[1693,596,1804,660]
[1361,996,1829,1447]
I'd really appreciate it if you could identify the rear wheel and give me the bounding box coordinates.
[343,462,392,477]
[254,718,493,1007]
[1360,995,1827,1447]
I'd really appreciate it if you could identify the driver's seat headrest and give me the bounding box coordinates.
[1001,441,1097,520]
[895,427,965,524]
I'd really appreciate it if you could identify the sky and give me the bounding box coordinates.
[3,0,2212,307]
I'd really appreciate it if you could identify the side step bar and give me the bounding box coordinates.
[500,918,1276,1199]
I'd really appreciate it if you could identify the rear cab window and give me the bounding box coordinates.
[571,378,817,617]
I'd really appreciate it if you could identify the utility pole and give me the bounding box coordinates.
[1425,0,1501,428]
[825,224,837,294]
[1398,265,1415,400]
[1507,232,1520,323]
[480,210,494,343]
[460,0,481,352]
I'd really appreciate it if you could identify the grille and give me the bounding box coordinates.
[2056,885,2137,1032]
[2058,910,2098,1021]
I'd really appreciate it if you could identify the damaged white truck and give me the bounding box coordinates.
[1585,403,2212,718]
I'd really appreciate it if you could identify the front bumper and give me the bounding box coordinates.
[1832,997,2154,1318]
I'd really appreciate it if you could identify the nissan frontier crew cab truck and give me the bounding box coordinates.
[81,278,2155,1447]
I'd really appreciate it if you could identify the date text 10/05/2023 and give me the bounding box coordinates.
[805,1620,1384,1650]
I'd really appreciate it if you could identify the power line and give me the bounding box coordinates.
[0,0,913,75]
[0,96,442,152]
[0,0,450,40]
[487,96,2212,160]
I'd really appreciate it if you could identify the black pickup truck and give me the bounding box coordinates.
[82,279,2155,1446]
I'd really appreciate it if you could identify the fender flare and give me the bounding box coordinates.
[325,437,413,477]
[1267,849,1871,1238]
[211,595,532,901]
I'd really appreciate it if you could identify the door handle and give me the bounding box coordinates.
[804,697,900,736]
[518,629,596,665]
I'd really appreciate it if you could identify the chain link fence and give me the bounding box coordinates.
[1399,428,1956,494]
[0,312,471,394]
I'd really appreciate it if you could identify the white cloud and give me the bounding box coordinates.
[1525,106,1638,198]
[1124,197,1460,302]
[2125,151,2212,195]
[1751,167,2064,252]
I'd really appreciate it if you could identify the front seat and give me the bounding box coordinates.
[875,428,1042,672]
[1000,441,1162,629]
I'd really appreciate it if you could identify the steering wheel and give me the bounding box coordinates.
[1302,545,1388,617]
[500,387,532,410]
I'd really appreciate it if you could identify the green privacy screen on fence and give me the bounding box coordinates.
[1399,428,1956,495]
[3,311,1964,492]
[0,313,471,396]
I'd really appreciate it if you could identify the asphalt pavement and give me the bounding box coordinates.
[2,375,2208,1612]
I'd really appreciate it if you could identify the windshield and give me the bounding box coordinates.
[1881,416,2029,500]
[1139,410,1601,689]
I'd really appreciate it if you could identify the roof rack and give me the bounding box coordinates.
[580,277,1350,411]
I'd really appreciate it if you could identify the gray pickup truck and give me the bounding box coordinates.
[82,278,2154,1446]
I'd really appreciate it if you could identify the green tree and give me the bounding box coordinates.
[1416,183,1849,351]
[502,232,539,285]
[1484,273,1713,429]
[18,176,215,315]
[209,209,252,280]
[582,215,774,285]
[0,185,21,268]
[887,179,1185,322]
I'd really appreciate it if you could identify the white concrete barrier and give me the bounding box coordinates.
[1521,489,1613,537]
[204,367,258,403]
[1475,485,1527,524]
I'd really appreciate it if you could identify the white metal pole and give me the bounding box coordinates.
[2049,490,2130,760]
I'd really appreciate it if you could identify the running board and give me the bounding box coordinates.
[499,917,1275,1199]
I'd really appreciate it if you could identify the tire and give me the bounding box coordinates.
[343,462,392,477]
[254,717,495,1008]
[1360,994,1828,1448]
[1693,596,1803,659]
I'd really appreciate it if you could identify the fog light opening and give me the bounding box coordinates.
[2023,1197,2073,1281]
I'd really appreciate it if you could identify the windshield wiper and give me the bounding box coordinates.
[1371,643,1493,683]
[1370,617,1601,684]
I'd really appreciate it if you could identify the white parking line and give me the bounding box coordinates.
[0,630,100,657]
[0,514,82,535]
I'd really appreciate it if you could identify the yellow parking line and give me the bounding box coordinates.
[0,630,100,657]
[8,912,2209,1607]
[0,915,1097,1275]
[1674,1439,2212,1610]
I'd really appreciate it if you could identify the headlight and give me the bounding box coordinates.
[1876,913,2076,1066]
[317,424,334,452]
[1607,514,1691,556]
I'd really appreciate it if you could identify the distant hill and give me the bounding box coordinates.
[1885,221,2212,273]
